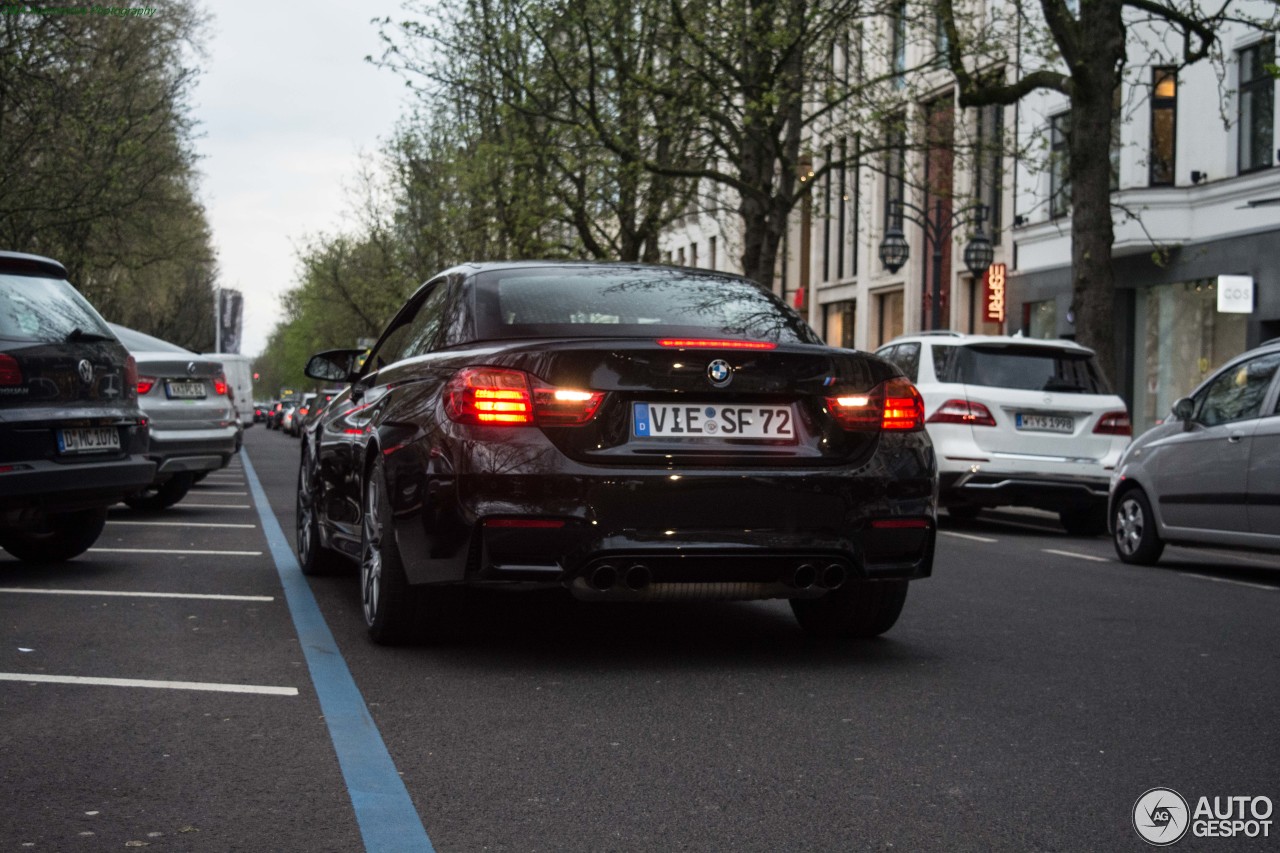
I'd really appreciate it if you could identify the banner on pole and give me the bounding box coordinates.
[218,288,244,354]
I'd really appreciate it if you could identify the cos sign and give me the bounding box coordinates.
[984,263,1007,324]
[1217,275,1254,314]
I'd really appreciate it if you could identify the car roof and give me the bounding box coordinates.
[0,251,69,279]
[885,332,1095,355]
[436,260,768,290]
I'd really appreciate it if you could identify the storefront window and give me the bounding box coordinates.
[1133,280,1248,434]
[1025,300,1057,338]
[876,289,904,346]
[824,299,857,348]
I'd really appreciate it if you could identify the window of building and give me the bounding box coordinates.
[1132,280,1249,434]
[1238,39,1275,174]
[974,104,1003,243]
[884,118,907,230]
[822,143,832,282]
[1023,299,1057,339]
[708,236,717,271]
[890,2,907,89]
[677,246,686,266]
[690,243,698,268]
[824,299,856,349]
[849,134,861,277]
[876,289,904,347]
[1150,68,1177,186]
[1049,112,1071,219]
[935,9,949,64]
[836,138,847,279]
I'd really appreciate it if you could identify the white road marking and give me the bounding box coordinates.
[107,521,257,530]
[168,503,252,509]
[1183,573,1277,591]
[941,530,999,543]
[0,588,273,602]
[189,490,249,496]
[0,673,297,696]
[88,548,263,556]
[1042,548,1111,563]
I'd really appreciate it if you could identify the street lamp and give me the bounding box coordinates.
[877,199,994,330]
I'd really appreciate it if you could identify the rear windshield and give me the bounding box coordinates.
[110,323,193,354]
[0,274,113,343]
[473,267,821,344]
[936,344,1111,394]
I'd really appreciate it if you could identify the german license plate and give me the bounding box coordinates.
[633,402,796,440]
[166,380,206,399]
[1016,413,1074,433]
[56,427,121,454]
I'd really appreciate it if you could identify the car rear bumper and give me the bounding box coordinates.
[0,455,157,513]
[380,436,938,595]
[146,426,238,474]
[940,469,1110,511]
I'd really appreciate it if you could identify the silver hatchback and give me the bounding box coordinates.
[109,324,239,509]
[1110,338,1280,563]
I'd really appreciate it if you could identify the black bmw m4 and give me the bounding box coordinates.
[297,262,937,644]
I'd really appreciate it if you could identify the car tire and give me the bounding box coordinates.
[191,471,209,484]
[361,454,425,645]
[0,506,108,563]
[1059,504,1108,536]
[1113,487,1164,565]
[790,580,909,639]
[123,472,195,511]
[297,444,347,576]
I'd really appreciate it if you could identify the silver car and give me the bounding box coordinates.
[109,324,239,509]
[1110,338,1280,563]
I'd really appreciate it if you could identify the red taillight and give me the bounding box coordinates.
[656,338,777,350]
[124,356,138,398]
[299,407,309,416]
[1094,410,1132,436]
[869,518,932,529]
[927,399,997,427]
[445,367,534,425]
[137,375,156,395]
[445,367,605,427]
[0,353,22,386]
[213,373,228,395]
[827,377,925,432]
[532,382,606,426]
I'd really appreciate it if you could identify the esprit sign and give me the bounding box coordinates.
[984,262,1007,323]
[1217,275,1254,314]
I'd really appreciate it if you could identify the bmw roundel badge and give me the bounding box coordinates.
[707,358,732,388]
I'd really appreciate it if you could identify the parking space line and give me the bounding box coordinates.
[1042,548,1111,563]
[88,548,263,556]
[190,490,249,496]
[0,588,274,602]
[941,531,999,543]
[1182,573,1277,591]
[107,521,257,529]
[0,672,297,696]
[241,449,435,852]
[168,503,253,509]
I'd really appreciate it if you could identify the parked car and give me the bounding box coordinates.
[285,393,316,437]
[298,262,937,645]
[0,251,153,562]
[108,324,239,510]
[1111,338,1280,564]
[253,401,268,423]
[279,402,299,436]
[877,332,1131,535]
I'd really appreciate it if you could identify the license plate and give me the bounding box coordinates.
[166,380,206,399]
[1016,413,1074,433]
[56,427,121,454]
[633,402,796,440]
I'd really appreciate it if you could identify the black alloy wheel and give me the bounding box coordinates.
[0,506,109,563]
[360,454,421,644]
[790,580,910,639]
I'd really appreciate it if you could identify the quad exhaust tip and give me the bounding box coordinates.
[624,564,652,592]
[792,563,817,589]
[821,563,847,590]
[589,564,618,591]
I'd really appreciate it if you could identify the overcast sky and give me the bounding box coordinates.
[197,0,415,357]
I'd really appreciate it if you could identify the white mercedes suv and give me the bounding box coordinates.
[876,332,1132,535]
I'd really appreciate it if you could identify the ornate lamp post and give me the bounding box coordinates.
[878,200,994,330]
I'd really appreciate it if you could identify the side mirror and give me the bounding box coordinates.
[304,349,363,383]
[1171,397,1196,423]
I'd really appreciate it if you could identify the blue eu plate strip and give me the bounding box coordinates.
[241,450,435,853]
[633,402,650,437]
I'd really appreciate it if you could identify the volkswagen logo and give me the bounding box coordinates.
[76,359,93,385]
[706,359,733,388]
[187,361,197,376]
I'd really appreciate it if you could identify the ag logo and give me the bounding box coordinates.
[706,359,732,388]
[1134,788,1190,846]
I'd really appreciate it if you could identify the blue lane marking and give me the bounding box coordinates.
[241,450,435,853]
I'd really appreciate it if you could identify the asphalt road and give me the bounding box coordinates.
[3,425,1278,852]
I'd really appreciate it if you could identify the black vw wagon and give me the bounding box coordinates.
[297,263,936,643]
